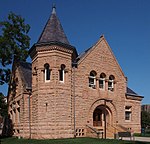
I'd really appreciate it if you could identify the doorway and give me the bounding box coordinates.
[93,105,109,127]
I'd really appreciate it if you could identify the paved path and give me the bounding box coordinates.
[134,137,150,142]
[123,137,150,142]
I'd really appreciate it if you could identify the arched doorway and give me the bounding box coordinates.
[93,105,110,128]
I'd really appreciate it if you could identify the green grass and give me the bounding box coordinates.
[134,133,150,137]
[0,137,150,144]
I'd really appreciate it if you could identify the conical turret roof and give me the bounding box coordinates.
[37,5,70,45]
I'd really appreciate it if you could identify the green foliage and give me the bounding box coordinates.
[141,111,150,128]
[0,92,7,117]
[0,12,30,85]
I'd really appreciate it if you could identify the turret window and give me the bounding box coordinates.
[59,64,65,82]
[89,71,96,89]
[44,63,51,81]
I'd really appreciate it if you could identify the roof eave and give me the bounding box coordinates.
[126,93,144,101]
[35,41,76,50]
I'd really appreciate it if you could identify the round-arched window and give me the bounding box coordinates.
[44,63,50,81]
[89,71,97,89]
[108,75,115,91]
[99,73,106,89]
[59,64,66,82]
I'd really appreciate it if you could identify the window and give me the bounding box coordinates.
[125,106,132,121]
[89,71,96,89]
[17,100,20,124]
[17,107,20,123]
[108,75,115,91]
[13,109,16,124]
[44,63,51,81]
[99,73,106,89]
[59,64,65,82]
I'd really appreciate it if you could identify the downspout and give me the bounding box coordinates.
[72,62,77,138]
[26,87,32,139]
[104,100,106,139]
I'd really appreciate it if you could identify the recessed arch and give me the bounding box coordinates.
[87,99,117,127]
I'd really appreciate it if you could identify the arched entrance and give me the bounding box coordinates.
[93,105,110,128]
[87,99,116,138]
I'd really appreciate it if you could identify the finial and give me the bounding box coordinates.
[52,3,56,14]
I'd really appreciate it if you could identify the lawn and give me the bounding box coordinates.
[1,137,150,144]
[134,133,150,137]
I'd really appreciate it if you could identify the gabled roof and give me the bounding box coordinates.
[19,62,32,89]
[126,87,143,98]
[37,6,69,45]
[76,35,125,77]
[126,87,138,96]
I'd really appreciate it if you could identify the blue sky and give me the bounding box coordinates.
[0,0,150,104]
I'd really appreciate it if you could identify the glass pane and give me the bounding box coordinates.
[99,80,104,88]
[59,70,63,81]
[46,68,50,80]
[125,111,131,120]
[89,78,94,84]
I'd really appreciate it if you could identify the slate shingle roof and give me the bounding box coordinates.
[76,47,92,62]
[37,6,70,45]
[127,87,138,95]
[126,87,142,97]
[19,62,32,89]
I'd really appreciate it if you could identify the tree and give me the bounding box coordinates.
[0,92,7,117]
[141,111,150,129]
[0,12,30,85]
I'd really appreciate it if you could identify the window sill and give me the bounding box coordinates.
[108,90,114,93]
[89,87,96,90]
[45,80,50,83]
[125,120,131,122]
[99,88,105,91]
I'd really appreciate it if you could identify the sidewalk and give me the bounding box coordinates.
[123,137,150,142]
[134,137,150,142]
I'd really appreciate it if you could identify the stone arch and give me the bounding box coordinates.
[87,99,117,127]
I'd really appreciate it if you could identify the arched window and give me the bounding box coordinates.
[108,75,115,91]
[89,71,96,89]
[99,73,106,89]
[44,63,50,81]
[59,64,65,82]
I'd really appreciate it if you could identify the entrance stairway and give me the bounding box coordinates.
[86,123,130,139]
[106,123,130,138]
[86,125,104,138]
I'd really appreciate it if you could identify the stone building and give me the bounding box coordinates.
[142,105,150,113]
[8,6,143,139]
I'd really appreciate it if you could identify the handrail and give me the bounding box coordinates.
[86,125,103,138]
[117,124,129,132]
[86,125,98,134]
[107,122,129,134]
[106,122,118,135]
[107,122,119,133]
